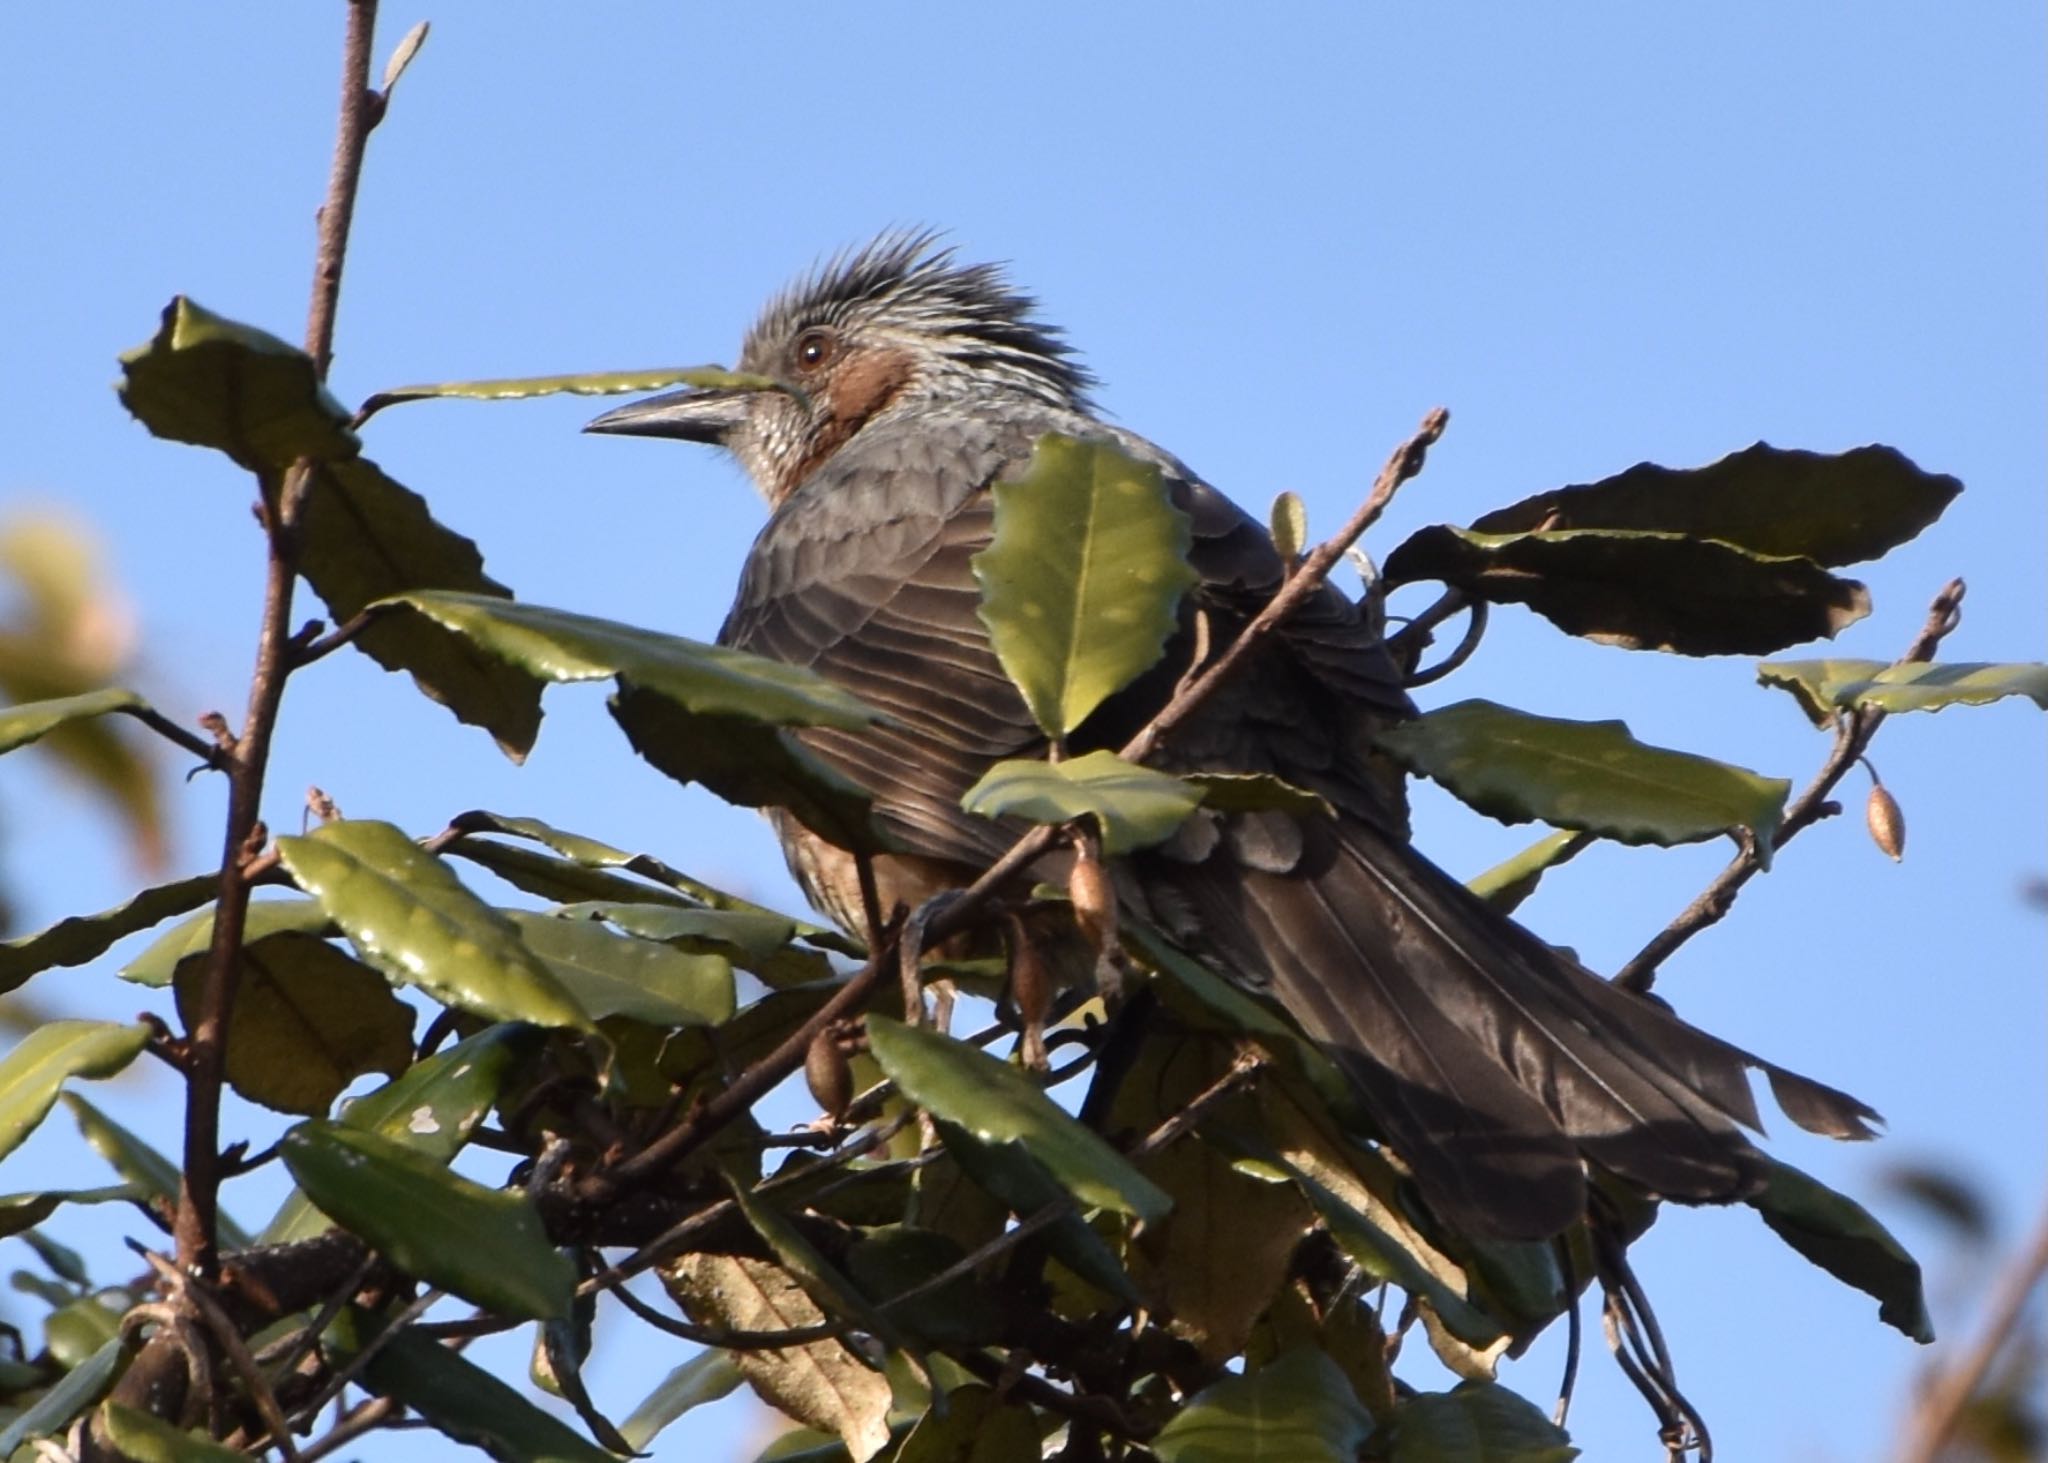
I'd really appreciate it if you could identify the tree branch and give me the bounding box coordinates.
[1614,577,1965,993]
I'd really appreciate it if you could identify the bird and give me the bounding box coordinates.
[585,232,1878,1241]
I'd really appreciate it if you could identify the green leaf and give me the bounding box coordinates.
[356,1326,620,1463]
[1183,771,1332,819]
[1758,659,2048,724]
[866,1016,1168,1222]
[559,903,832,990]
[1386,1382,1578,1462]
[0,1184,148,1239]
[1746,1158,1932,1343]
[99,1403,247,1463]
[1470,441,1960,567]
[297,456,541,758]
[0,1336,124,1455]
[961,750,1202,855]
[1377,700,1789,857]
[172,932,413,1115]
[260,1024,534,1245]
[842,1226,1006,1348]
[280,1121,573,1320]
[116,297,357,473]
[359,365,788,421]
[0,1022,149,1164]
[973,434,1197,736]
[119,896,335,988]
[933,1121,1140,1304]
[506,911,735,1026]
[1381,526,1869,656]
[275,819,591,1030]
[1152,1347,1374,1463]
[0,875,218,996]
[729,1178,907,1352]
[619,1350,743,1452]
[45,1294,125,1369]
[0,689,145,755]
[895,1384,1042,1463]
[1465,830,1592,915]
[61,1093,253,1249]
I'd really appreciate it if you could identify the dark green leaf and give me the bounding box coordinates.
[21,1228,91,1285]
[961,751,1202,855]
[100,1404,246,1463]
[559,903,832,990]
[1152,1347,1374,1463]
[1386,1382,1577,1462]
[933,1121,1139,1305]
[867,1016,1168,1222]
[507,911,734,1026]
[619,1350,742,1452]
[298,456,541,758]
[1470,441,1959,567]
[359,366,788,421]
[119,896,336,988]
[1747,1158,1932,1343]
[172,932,413,1115]
[0,875,218,995]
[1183,772,1332,819]
[0,689,145,755]
[281,1121,573,1319]
[895,1384,1042,1463]
[1377,700,1789,856]
[116,298,356,473]
[357,1326,620,1463]
[0,1022,149,1162]
[0,1337,124,1455]
[973,434,1197,736]
[1465,831,1593,914]
[843,1226,1005,1348]
[1382,526,1869,656]
[0,1185,147,1239]
[729,1179,906,1351]
[1758,659,2048,725]
[46,1295,124,1370]
[61,1092,254,1249]
[276,819,591,1029]
[260,1023,534,1245]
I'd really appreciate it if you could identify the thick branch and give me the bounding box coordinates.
[1614,577,1965,993]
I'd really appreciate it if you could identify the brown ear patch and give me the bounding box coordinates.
[779,346,918,500]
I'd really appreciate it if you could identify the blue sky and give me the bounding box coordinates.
[2,5,2042,1459]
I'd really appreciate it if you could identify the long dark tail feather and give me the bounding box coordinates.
[1146,814,1880,1241]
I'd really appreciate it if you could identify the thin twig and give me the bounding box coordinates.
[1615,577,1965,993]
[136,1252,300,1463]
[176,0,383,1287]
[116,706,236,774]
[290,609,373,669]
[294,1397,401,1463]
[1895,1201,2048,1463]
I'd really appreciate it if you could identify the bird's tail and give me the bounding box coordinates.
[1146,814,1879,1240]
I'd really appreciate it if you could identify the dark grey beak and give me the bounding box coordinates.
[583,387,754,445]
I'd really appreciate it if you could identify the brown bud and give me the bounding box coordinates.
[1069,840,1117,958]
[804,1025,854,1120]
[1866,784,1906,862]
[1005,912,1053,1071]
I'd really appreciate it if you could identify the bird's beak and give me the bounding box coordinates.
[583,387,754,445]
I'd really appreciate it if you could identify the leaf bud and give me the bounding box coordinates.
[1866,784,1905,862]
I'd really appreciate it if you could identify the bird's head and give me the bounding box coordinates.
[584,231,1094,503]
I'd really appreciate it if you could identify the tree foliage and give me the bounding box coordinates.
[0,14,2040,1463]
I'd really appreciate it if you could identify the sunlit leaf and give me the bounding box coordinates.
[1384,1381,1578,1462]
[1377,700,1789,857]
[961,751,1202,855]
[260,1024,534,1245]
[1471,441,1959,568]
[355,1326,618,1463]
[1183,771,1331,819]
[558,903,833,990]
[867,1016,1168,1222]
[1464,830,1592,914]
[619,1349,743,1452]
[973,434,1197,736]
[1382,526,1868,655]
[116,297,357,472]
[0,1022,149,1163]
[0,689,145,755]
[664,1251,893,1463]
[276,819,591,1030]
[0,875,217,995]
[506,910,734,1027]
[119,896,335,988]
[172,932,413,1115]
[1747,1158,1932,1343]
[1153,1347,1373,1463]
[281,1121,573,1319]
[1758,659,2048,725]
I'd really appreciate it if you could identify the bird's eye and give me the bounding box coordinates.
[794,329,837,371]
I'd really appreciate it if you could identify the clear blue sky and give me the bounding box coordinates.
[2,5,2042,1459]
